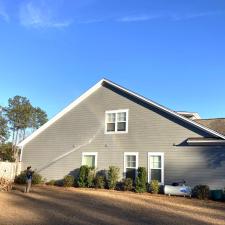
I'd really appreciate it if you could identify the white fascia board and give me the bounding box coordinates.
[187,139,225,144]
[17,79,105,147]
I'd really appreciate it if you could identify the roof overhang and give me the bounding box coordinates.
[17,78,225,148]
[187,138,225,146]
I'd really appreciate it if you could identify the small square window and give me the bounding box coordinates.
[105,110,128,133]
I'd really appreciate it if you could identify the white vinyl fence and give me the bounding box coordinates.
[0,162,21,180]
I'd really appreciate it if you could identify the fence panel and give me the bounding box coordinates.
[0,162,21,180]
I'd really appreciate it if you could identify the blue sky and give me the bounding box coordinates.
[0,0,225,119]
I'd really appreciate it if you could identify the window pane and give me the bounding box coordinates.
[117,122,126,131]
[151,169,161,182]
[107,113,116,123]
[83,155,95,168]
[126,168,136,181]
[107,123,115,132]
[126,155,136,168]
[117,112,126,122]
[150,156,161,168]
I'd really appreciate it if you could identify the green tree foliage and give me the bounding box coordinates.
[94,175,105,189]
[122,178,133,191]
[149,180,160,194]
[63,175,75,187]
[1,95,48,161]
[0,142,15,162]
[135,167,147,193]
[87,168,95,188]
[107,166,120,190]
[0,109,9,144]
[30,107,48,130]
[14,171,43,185]
[193,185,210,200]
[77,165,90,187]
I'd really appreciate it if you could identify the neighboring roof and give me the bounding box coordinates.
[195,119,225,136]
[177,111,201,120]
[187,137,225,145]
[17,78,225,147]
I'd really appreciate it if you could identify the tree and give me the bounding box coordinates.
[4,95,48,161]
[0,142,14,162]
[30,107,48,130]
[0,108,9,144]
[5,96,32,146]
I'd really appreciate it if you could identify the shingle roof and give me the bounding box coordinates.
[195,119,225,136]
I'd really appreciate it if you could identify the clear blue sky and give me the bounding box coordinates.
[0,0,225,119]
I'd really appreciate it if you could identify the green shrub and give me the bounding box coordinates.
[193,185,210,200]
[14,171,43,185]
[46,180,56,186]
[32,172,43,184]
[122,178,133,191]
[87,168,95,188]
[95,175,105,189]
[77,165,89,187]
[14,171,26,184]
[54,179,63,187]
[150,180,159,194]
[107,166,120,190]
[135,167,147,193]
[63,175,75,187]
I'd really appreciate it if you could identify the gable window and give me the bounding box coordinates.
[105,110,128,133]
[82,152,97,168]
[148,152,164,184]
[124,152,138,181]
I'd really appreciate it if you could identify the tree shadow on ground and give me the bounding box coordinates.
[7,186,225,225]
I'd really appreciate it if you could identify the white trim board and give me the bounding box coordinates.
[17,78,225,149]
[82,152,98,168]
[123,152,139,179]
[105,109,129,134]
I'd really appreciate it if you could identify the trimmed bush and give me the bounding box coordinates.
[87,168,95,188]
[193,185,210,200]
[95,175,105,189]
[54,180,63,187]
[14,171,26,184]
[63,175,75,187]
[135,167,147,193]
[32,173,43,185]
[14,171,43,185]
[150,180,159,194]
[122,178,133,191]
[77,165,89,187]
[46,180,56,186]
[107,166,120,190]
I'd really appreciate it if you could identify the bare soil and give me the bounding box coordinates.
[0,185,224,225]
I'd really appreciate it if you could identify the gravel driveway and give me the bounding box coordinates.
[0,185,224,225]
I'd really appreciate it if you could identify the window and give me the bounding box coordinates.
[105,110,128,133]
[82,152,97,168]
[148,152,164,184]
[124,152,138,181]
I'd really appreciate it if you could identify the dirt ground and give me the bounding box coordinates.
[0,185,224,225]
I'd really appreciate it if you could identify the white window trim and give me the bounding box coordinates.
[105,109,129,134]
[82,152,98,168]
[124,152,139,178]
[148,152,164,184]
